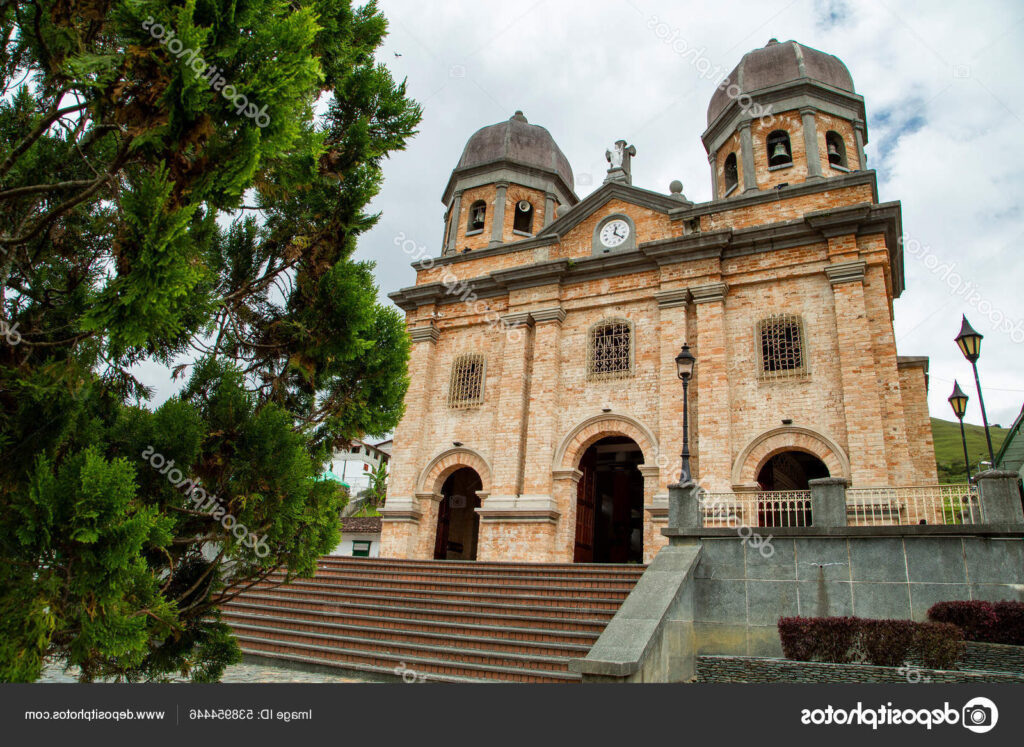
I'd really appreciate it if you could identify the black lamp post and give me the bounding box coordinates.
[947,380,972,481]
[954,315,996,465]
[674,344,696,484]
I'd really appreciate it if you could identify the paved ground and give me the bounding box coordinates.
[38,661,367,684]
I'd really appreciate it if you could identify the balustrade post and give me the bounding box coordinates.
[808,478,850,528]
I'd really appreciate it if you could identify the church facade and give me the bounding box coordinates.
[380,39,938,564]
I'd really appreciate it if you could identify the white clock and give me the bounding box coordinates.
[599,219,630,248]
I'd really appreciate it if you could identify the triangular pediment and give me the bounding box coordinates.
[537,181,691,239]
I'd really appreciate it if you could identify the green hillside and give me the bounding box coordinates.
[931,417,1009,483]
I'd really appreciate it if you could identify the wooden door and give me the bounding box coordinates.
[433,496,451,559]
[574,450,597,562]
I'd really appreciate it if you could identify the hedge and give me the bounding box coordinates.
[778,616,964,670]
[928,601,1024,645]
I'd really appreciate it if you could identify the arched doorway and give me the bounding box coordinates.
[573,436,644,564]
[756,450,829,527]
[434,467,482,560]
[757,450,830,490]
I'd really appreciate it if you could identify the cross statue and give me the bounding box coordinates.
[605,140,637,185]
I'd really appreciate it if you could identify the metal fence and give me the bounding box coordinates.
[845,484,979,526]
[698,484,979,528]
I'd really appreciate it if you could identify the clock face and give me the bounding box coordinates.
[599,219,630,248]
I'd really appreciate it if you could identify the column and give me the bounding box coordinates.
[521,307,565,497]
[487,311,533,497]
[544,192,556,227]
[489,181,508,247]
[738,121,758,192]
[653,288,690,542]
[445,190,462,254]
[800,108,823,180]
[852,120,867,170]
[826,260,889,486]
[708,152,719,201]
[691,282,732,491]
[380,322,439,558]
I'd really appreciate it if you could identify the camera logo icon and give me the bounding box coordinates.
[962,697,998,734]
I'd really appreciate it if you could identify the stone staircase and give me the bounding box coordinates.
[222,556,645,683]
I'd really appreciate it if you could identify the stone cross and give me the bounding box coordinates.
[605,140,636,185]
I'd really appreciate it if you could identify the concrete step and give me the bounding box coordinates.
[224,612,592,658]
[223,595,613,632]
[222,603,603,644]
[237,633,583,683]
[225,557,644,683]
[261,574,632,599]
[247,580,627,609]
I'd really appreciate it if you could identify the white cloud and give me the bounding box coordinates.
[357,0,1024,428]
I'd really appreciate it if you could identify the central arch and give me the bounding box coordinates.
[554,413,658,472]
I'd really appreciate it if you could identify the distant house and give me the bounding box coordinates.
[327,439,391,495]
[331,516,382,557]
[995,404,1024,482]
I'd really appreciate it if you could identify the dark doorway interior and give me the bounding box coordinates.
[434,468,482,560]
[755,450,829,527]
[574,437,644,563]
[756,450,830,490]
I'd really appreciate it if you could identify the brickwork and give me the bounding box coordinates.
[381,58,938,564]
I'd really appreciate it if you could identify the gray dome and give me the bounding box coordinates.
[455,111,574,191]
[707,39,855,125]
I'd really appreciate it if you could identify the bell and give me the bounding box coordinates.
[827,141,842,164]
[769,141,790,165]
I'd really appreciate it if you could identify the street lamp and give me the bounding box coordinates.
[947,380,972,481]
[954,315,995,465]
[675,344,696,484]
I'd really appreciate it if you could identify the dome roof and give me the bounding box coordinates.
[707,39,855,125]
[454,111,574,191]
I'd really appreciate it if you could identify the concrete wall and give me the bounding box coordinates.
[690,533,1024,658]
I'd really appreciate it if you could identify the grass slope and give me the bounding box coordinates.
[931,417,1009,483]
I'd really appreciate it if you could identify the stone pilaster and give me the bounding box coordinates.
[544,193,556,228]
[490,182,508,246]
[489,311,533,497]
[826,259,889,485]
[800,108,823,180]
[522,307,565,497]
[708,152,719,201]
[691,282,732,491]
[445,191,462,254]
[739,121,757,192]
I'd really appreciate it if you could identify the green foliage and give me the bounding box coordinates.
[931,418,1008,483]
[364,459,388,509]
[1,0,418,681]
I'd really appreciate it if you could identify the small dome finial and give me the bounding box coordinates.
[766,38,779,45]
[511,110,527,122]
[669,180,683,195]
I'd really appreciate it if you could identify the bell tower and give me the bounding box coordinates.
[441,111,578,255]
[702,39,869,199]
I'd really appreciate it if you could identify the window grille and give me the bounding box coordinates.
[758,314,807,379]
[448,353,485,408]
[588,320,633,380]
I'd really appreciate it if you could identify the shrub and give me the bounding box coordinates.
[991,602,1024,646]
[927,601,998,641]
[916,622,966,669]
[927,600,1024,645]
[778,617,964,670]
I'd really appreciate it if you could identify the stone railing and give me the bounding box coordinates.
[846,484,979,526]
[672,471,1023,530]
[701,490,812,528]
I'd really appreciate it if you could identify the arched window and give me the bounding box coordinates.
[467,201,486,233]
[588,319,633,380]
[766,130,793,167]
[826,131,848,169]
[723,152,738,194]
[448,353,485,408]
[758,314,807,379]
[513,200,534,234]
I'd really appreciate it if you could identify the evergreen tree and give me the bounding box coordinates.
[0,0,419,681]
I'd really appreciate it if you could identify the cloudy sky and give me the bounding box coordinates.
[344,0,1023,430]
